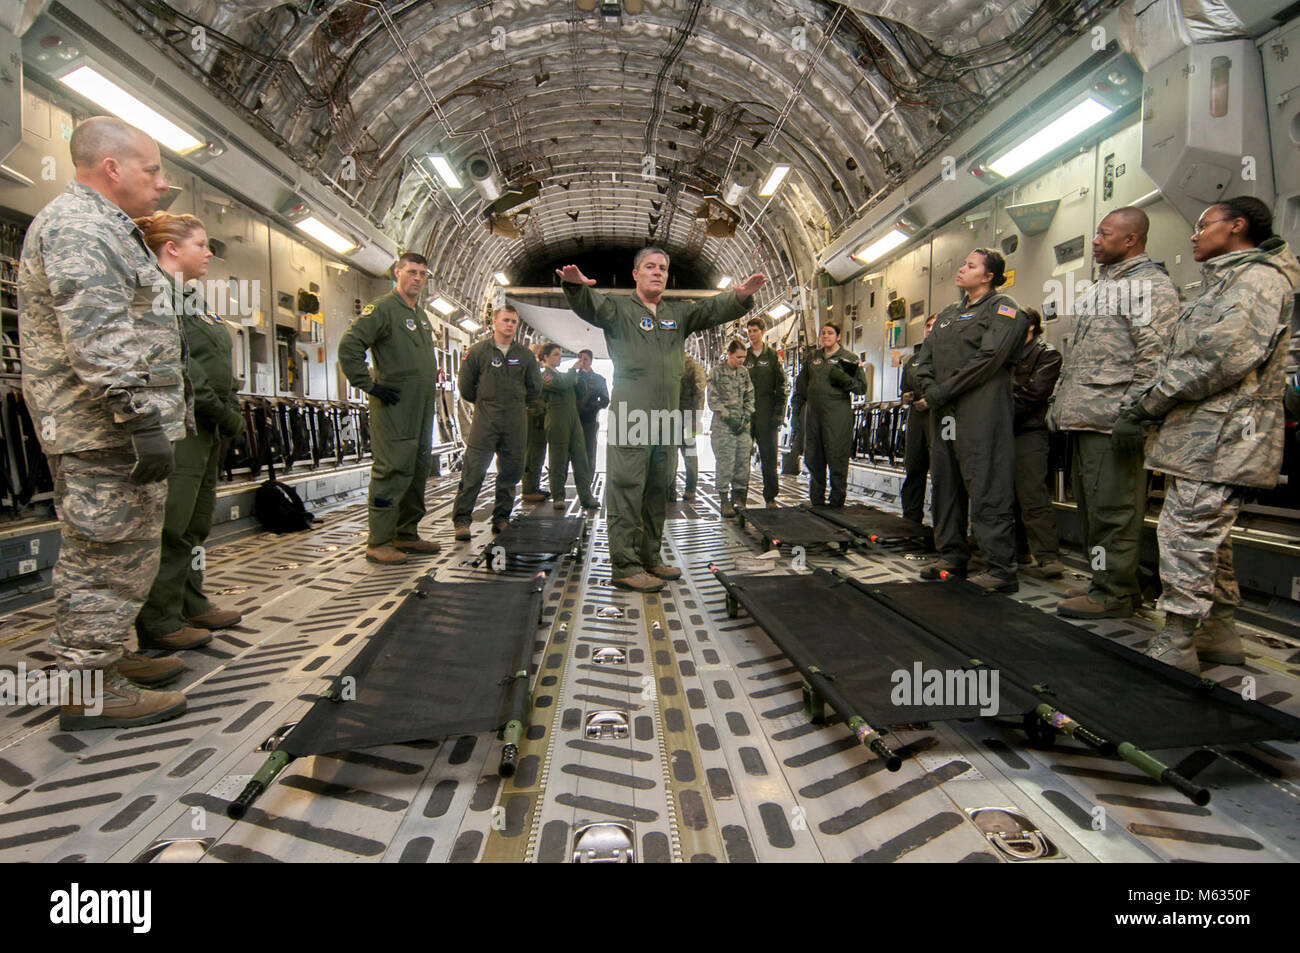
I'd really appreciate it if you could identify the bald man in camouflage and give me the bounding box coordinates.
[1051,207,1180,620]
[20,117,191,729]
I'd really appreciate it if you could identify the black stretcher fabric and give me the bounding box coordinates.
[281,576,541,756]
[740,507,855,547]
[721,569,1300,749]
[719,569,1039,724]
[811,504,930,541]
[491,514,585,556]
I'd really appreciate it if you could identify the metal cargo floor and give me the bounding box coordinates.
[0,473,1297,863]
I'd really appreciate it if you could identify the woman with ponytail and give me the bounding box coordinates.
[133,212,246,651]
[913,247,1030,592]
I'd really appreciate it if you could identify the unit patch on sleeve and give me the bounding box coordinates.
[361,304,375,315]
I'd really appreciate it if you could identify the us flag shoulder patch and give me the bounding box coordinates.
[997,304,1018,318]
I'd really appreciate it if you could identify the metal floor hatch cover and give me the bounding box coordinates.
[0,473,1297,863]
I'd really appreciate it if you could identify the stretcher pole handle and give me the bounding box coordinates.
[848,716,902,771]
[1117,742,1210,806]
[227,750,292,820]
[1035,703,1113,754]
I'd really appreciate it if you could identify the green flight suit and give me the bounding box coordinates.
[338,291,437,546]
[744,344,786,502]
[542,365,596,504]
[137,298,243,641]
[914,291,1030,577]
[523,395,548,495]
[793,345,866,506]
[452,339,541,524]
[564,283,752,577]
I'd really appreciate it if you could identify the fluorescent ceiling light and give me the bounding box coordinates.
[716,275,733,289]
[767,303,792,320]
[458,317,481,332]
[852,228,909,264]
[294,215,357,254]
[494,271,510,286]
[59,65,203,154]
[428,155,462,189]
[758,164,791,197]
[987,97,1114,178]
[430,296,457,316]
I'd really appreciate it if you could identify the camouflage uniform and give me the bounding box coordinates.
[673,356,707,497]
[1129,238,1300,617]
[1050,254,1180,610]
[708,362,754,504]
[19,181,189,669]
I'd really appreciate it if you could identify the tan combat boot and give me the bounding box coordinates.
[1022,557,1064,579]
[366,543,409,564]
[139,626,212,650]
[184,606,243,629]
[1056,593,1132,619]
[117,650,184,687]
[393,537,442,554]
[1144,614,1200,674]
[59,667,187,731]
[612,572,665,593]
[1193,603,1245,665]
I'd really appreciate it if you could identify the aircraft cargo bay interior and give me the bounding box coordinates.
[0,0,1297,890]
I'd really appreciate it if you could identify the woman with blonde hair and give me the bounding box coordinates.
[133,211,246,652]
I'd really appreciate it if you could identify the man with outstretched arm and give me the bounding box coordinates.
[559,249,765,591]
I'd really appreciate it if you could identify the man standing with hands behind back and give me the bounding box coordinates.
[339,252,443,565]
[559,250,766,592]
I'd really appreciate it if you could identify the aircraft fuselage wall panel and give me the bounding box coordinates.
[1141,40,1276,230]
[1260,20,1300,247]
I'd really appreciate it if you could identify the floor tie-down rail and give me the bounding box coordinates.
[227,571,546,818]
[712,567,1300,804]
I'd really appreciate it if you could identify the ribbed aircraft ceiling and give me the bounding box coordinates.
[102,0,1111,309]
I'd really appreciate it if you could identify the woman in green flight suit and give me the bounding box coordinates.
[539,343,600,510]
[135,212,246,650]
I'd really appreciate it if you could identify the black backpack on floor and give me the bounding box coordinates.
[253,415,314,533]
